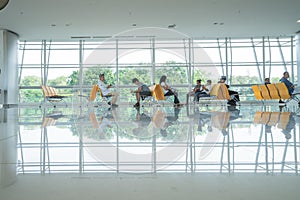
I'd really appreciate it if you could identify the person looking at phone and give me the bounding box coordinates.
[98,73,119,107]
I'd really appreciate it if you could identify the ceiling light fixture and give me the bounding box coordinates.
[297,19,300,23]
[0,0,9,11]
[168,24,176,28]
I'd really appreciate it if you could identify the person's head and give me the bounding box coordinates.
[132,78,139,85]
[265,77,270,83]
[196,79,202,85]
[99,73,105,81]
[283,71,290,78]
[206,80,212,85]
[159,75,167,84]
[219,76,226,83]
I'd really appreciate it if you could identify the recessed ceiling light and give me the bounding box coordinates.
[297,19,300,23]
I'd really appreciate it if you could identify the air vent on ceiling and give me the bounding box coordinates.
[135,35,156,38]
[114,35,135,39]
[92,36,112,39]
[70,36,91,39]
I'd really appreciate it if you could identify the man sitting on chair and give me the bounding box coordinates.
[98,73,119,107]
[218,76,240,106]
[131,78,152,108]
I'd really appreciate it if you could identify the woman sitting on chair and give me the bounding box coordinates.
[159,75,181,106]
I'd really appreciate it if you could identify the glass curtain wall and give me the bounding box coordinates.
[18,36,296,104]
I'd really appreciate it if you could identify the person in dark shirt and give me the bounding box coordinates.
[218,76,240,106]
[279,71,295,95]
[131,78,152,108]
[193,79,209,102]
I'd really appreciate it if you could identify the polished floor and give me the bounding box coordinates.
[1,101,300,199]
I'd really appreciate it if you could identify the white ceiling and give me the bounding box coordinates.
[0,0,300,41]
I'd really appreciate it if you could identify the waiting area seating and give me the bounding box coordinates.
[138,84,170,106]
[251,83,300,104]
[186,83,231,104]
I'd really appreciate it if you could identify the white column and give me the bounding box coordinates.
[0,30,19,106]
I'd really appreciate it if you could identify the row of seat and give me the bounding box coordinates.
[251,82,291,101]
[43,82,295,107]
[42,83,235,107]
[41,84,170,107]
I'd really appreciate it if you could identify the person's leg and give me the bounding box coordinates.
[199,92,209,98]
[165,90,180,104]
[194,92,198,102]
[229,90,240,101]
[186,92,192,104]
[110,92,119,105]
[134,92,141,107]
[173,95,180,104]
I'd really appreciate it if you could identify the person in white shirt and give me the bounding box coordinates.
[159,75,181,106]
[204,80,212,94]
[98,73,119,107]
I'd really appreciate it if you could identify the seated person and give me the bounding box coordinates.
[279,71,300,95]
[186,79,212,104]
[193,79,209,102]
[218,76,240,105]
[98,73,119,106]
[159,75,181,106]
[264,77,271,85]
[131,78,152,108]
[204,80,212,94]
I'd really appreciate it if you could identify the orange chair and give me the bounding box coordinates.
[266,84,280,100]
[251,85,263,100]
[275,82,291,101]
[259,84,271,100]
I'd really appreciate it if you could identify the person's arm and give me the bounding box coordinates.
[131,86,142,93]
[193,86,198,92]
[161,82,170,90]
[281,78,294,88]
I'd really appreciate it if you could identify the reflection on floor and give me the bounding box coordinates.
[1,103,300,199]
